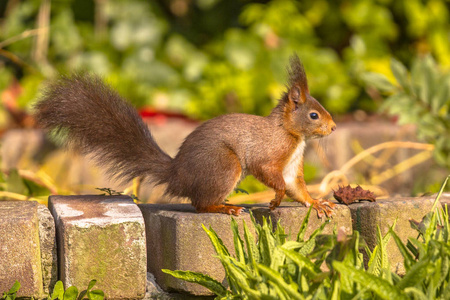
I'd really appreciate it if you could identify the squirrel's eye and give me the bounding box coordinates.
[309,112,319,120]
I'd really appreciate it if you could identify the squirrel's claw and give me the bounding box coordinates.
[229,206,244,216]
[269,199,281,210]
[312,199,335,218]
[197,204,244,216]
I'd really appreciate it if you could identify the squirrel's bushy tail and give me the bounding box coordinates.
[34,74,172,185]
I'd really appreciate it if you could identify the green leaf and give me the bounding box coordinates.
[274,221,287,245]
[389,229,414,270]
[333,261,408,300]
[243,219,260,270]
[379,225,392,276]
[396,258,431,290]
[269,247,286,272]
[162,269,228,297]
[362,72,396,92]
[87,290,104,300]
[231,218,246,264]
[270,283,289,300]
[52,281,64,300]
[202,224,231,257]
[407,238,425,257]
[281,248,320,277]
[218,255,251,294]
[5,169,29,195]
[257,264,302,300]
[390,58,409,90]
[86,280,97,292]
[423,211,438,244]
[439,248,450,288]
[259,221,275,266]
[431,77,449,113]
[297,206,312,242]
[7,281,20,294]
[298,219,329,256]
[281,241,304,250]
[63,286,78,300]
[404,287,427,300]
[421,55,437,104]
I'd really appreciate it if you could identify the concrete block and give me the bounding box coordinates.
[49,195,146,300]
[37,204,58,295]
[139,204,255,296]
[251,202,353,239]
[350,196,437,274]
[0,201,44,298]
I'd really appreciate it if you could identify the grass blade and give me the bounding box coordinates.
[162,269,228,297]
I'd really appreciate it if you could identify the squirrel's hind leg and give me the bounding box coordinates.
[189,149,244,215]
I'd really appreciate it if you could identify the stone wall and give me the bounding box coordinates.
[0,194,449,298]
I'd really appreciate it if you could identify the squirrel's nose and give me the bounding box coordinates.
[331,124,337,132]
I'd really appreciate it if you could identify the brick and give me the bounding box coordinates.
[37,204,58,295]
[0,201,44,298]
[349,196,437,274]
[251,202,353,239]
[139,204,255,296]
[49,195,146,300]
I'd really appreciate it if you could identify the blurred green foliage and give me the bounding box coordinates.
[1,0,450,120]
[364,56,450,168]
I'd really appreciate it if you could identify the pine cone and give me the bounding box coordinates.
[333,185,376,205]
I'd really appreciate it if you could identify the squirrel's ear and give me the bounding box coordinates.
[288,85,305,107]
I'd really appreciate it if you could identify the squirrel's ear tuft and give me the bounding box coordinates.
[288,54,309,94]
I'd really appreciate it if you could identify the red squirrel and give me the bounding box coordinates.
[34,54,336,217]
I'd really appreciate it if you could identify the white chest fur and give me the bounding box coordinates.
[282,140,306,185]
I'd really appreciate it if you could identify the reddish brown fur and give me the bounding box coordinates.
[33,54,336,216]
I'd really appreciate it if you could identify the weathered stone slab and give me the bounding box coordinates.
[251,202,353,239]
[438,193,450,210]
[49,195,146,300]
[0,201,44,298]
[349,196,437,273]
[139,204,255,296]
[37,204,58,295]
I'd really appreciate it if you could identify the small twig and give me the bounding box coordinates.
[0,48,36,71]
[33,0,50,64]
[370,150,433,185]
[340,141,434,174]
[318,141,434,196]
[0,191,41,202]
[0,28,46,49]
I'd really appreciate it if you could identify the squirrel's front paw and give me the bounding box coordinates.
[312,199,336,218]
